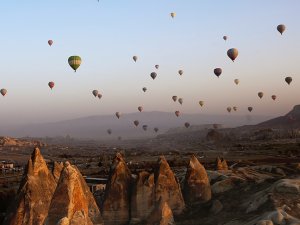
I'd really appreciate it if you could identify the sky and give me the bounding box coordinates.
[0,0,299,125]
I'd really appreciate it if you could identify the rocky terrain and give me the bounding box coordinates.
[1,147,300,225]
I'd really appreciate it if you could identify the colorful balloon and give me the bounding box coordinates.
[277,24,286,35]
[271,95,277,101]
[223,36,227,41]
[48,40,53,46]
[0,89,7,96]
[178,98,183,105]
[170,12,176,18]
[134,120,139,127]
[234,79,239,85]
[155,65,159,69]
[138,106,143,112]
[48,81,54,90]
[233,106,237,111]
[142,125,148,131]
[92,90,98,97]
[175,111,180,117]
[172,96,178,102]
[68,56,81,72]
[116,112,121,119]
[227,48,238,62]
[214,68,222,78]
[97,94,102,99]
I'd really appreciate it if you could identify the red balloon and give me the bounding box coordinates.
[48,81,55,90]
[48,40,53,46]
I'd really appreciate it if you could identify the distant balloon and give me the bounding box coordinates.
[234,79,239,85]
[155,65,159,69]
[184,122,190,128]
[97,94,102,99]
[150,72,157,80]
[116,112,121,119]
[142,87,147,92]
[175,111,180,117]
[277,24,286,35]
[172,96,178,102]
[223,36,227,41]
[214,68,222,78]
[142,125,148,131]
[170,12,176,18]
[0,89,7,96]
[154,127,159,133]
[199,101,204,107]
[227,48,238,62]
[118,136,122,141]
[68,56,81,72]
[92,90,99,97]
[227,107,232,113]
[285,77,292,85]
[248,107,253,112]
[134,120,139,127]
[233,106,237,111]
[178,70,183,76]
[258,92,264,99]
[213,124,219,129]
[48,81,55,90]
[107,129,112,135]
[178,98,183,105]
[138,106,143,112]
[133,56,138,62]
[48,40,53,46]
[271,95,277,101]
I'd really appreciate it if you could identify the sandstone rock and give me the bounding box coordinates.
[210,200,223,215]
[216,157,223,170]
[154,156,185,216]
[102,153,131,225]
[45,162,103,225]
[3,147,57,225]
[274,179,300,194]
[211,178,235,194]
[146,197,175,225]
[52,162,64,183]
[131,171,155,223]
[183,155,211,205]
[221,158,229,171]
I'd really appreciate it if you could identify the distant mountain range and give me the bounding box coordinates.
[0,111,272,139]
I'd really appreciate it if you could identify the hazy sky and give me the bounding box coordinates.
[0,1,299,125]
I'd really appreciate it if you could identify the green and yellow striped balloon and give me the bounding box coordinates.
[68,55,81,72]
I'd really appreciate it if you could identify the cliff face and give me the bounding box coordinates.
[183,155,211,205]
[154,156,185,216]
[102,153,132,225]
[45,162,103,225]
[3,148,57,225]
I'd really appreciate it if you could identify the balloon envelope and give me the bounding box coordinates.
[172,96,178,102]
[0,89,7,96]
[48,40,53,46]
[133,56,138,62]
[214,68,222,77]
[227,107,232,113]
[97,94,102,99]
[184,122,190,128]
[134,120,139,127]
[170,12,176,18]
[233,106,237,111]
[142,125,148,131]
[258,92,264,99]
[155,65,159,69]
[48,82,55,90]
[142,87,147,92]
[138,106,143,112]
[199,101,204,107]
[116,112,121,119]
[285,77,292,85]
[178,98,183,105]
[175,111,180,117]
[178,70,183,76]
[234,79,239,85]
[107,129,112,135]
[154,127,159,133]
[271,95,277,101]
[227,48,238,62]
[277,24,286,35]
[92,90,98,97]
[248,107,253,112]
[150,72,157,80]
[68,56,81,72]
[223,36,227,41]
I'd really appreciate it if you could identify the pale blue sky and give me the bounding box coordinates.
[0,1,299,125]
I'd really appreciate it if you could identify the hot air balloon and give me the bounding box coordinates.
[175,111,180,117]
[248,107,253,112]
[155,65,159,69]
[227,107,232,113]
[223,36,227,41]
[116,112,121,119]
[214,68,222,78]
[150,72,157,80]
[170,12,176,18]
[0,89,7,96]
[258,92,264,99]
[154,127,159,133]
[233,106,237,111]
[107,129,112,135]
[68,56,81,72]
[133,56,138,62]
[227,48,238,62]
[277,24,286,35]
[234,79,239,85]
[178,98,183,105]
[199,101,204,107]
[138,106,143,112]
[48,40,53,46]
[178,70,183,76]
[285,77,292,85]
[48,82,55,90]
[184,122,190,128]
[92,90,98,97]
[172,96,178,102]
[142,125,148,131]
[97,94,102,99]
[134,120,139,127]
[118,136,122,141]
[142,87,147,92]
[271,95,277,101]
